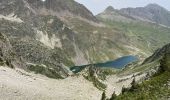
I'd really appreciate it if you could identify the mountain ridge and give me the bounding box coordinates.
[97,3,170,27]
[28,0,98,21]
[120,3,170,26]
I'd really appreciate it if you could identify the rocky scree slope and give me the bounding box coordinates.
[0,32,24,69]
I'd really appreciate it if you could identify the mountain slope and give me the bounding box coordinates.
[0,0,139,68]
[0,0,84,78]
[0,32,25,69]
[0,0,130,79]
[0,0,97,22]
[143,43,170,64]
[1,0,170,80]
[120,4,170,26]
[97,5,170,59]
[115,43,170,100]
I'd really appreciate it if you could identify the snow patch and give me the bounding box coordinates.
[0,13,23,23]
[47,19,54,24]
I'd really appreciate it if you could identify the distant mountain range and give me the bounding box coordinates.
[98,4,170,27]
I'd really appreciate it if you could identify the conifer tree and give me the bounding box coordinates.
[110,91,116,100]
[121,85,127,94]
[101,91,106,100]
[130,76,138,91]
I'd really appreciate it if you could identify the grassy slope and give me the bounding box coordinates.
[98,18,170,55]
[66,18,130,63]
[115,50,170,100]
[116,71,170,100]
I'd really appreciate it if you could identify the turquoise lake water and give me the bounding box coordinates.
[70,55,138,73]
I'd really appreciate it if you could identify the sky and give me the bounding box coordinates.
[75,0,170,15]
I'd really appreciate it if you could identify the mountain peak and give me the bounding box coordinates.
[146,3,161,7]
[104,6,115,12]
[145,3,165,10]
